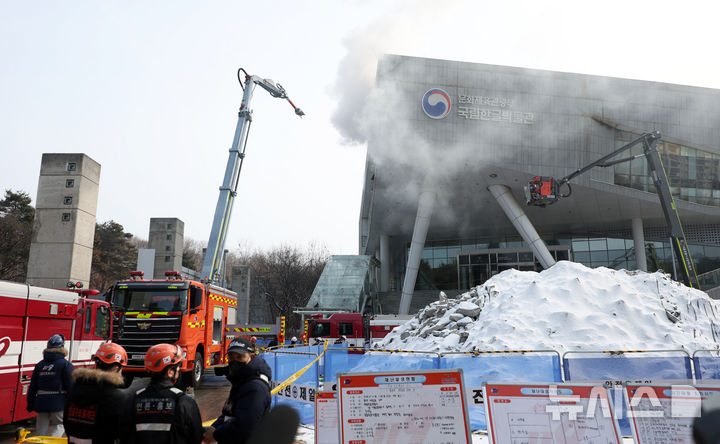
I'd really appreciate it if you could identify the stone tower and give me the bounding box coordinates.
[148,218,184,278]
[27,153,101,288]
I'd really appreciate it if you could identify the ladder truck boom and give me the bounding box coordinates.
[201,69,303,282]
[524,131,700,289]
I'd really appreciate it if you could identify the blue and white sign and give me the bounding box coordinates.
[421,88,451,119]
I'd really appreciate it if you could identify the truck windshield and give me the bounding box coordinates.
[310,321,331,337]
[112,288,188,312]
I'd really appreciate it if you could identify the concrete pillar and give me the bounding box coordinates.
[488,184,556,269]
[632,218,647,271]
[379,235,390,292]
[399,191,435,315]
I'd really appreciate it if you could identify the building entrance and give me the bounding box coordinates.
[457,246,571,289]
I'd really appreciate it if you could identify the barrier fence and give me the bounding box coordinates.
[262,345,720,430]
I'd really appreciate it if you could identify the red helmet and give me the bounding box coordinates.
[144,343,185,373]
[94,342,128,366]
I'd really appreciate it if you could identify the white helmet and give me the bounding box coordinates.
[291,336,297,341]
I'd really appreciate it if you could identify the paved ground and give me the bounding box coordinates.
[0,373,232,444]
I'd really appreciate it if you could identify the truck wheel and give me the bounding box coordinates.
[182,351,203,388]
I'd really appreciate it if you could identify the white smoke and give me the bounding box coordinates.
[330,0,473,145]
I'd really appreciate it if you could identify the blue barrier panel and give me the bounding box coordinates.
[563,351,692,436]
[693,351,720,380]
[324,348,366,383]
[563,355,692,381]
[440,353,562,431]
[344,352,440,374]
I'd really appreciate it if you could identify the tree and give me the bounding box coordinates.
[90,221,138,291]
[0,190,34,282]
[182,238,205,272]
[237,243,328,333]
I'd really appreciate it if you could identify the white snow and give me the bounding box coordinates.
[378,261,720,354]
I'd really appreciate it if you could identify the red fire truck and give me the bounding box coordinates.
[0,280,112,425]
[305,313,412,347]
[107,271,238,388]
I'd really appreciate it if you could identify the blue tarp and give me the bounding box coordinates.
[693,354,720,380]
[563,355,692,381]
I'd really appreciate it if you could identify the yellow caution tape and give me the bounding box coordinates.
[200,341,329,429]
[271,340,328,395]
[15,429,67,444]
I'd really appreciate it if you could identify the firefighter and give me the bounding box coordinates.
[130,343,203,444]
[27,333,74,437]
[64,342,130,444]
[203,337,272,444]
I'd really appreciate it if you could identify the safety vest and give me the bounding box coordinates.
[133,385,184,444]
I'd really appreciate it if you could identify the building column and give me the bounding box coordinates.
[379,234,390,292]
[399,191,435,315]
[488,184,556,269]
[632,217,647,271]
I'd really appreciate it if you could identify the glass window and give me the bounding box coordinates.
[607,238,626,250]
[213,306,223,345]
[95,306,111,339]
[519,252,534,262]
[572,239,590,252]
[591,250,609,263]
[447,246,461,259]
[84,307,92,334]
[608,249,627,263]
[555,250,569,261]
[497,252,518,263]
[339,322,354,336]
[310,322,331,337]
[588,239,607,251]
[574,252,591,264]
[459,255,469,265]
[471,255,488,265]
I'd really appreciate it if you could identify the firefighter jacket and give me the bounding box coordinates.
[63,367,130,444]
[27,348,74,413]
[211,357,272,444]
[131,380,203,444]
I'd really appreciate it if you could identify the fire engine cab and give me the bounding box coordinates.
[107,271,237,388]
[0,280,112,425]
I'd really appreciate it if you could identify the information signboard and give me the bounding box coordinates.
[315,391,339,444]
[337,369,471,444]
[483,383,622,444]
[625,384,720,443]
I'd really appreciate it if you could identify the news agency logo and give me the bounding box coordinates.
[421,88,451,119]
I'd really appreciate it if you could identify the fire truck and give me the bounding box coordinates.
[0,280,112,425]
[106,68,303,387]
[305,313,412,347]
[107,271,237,387]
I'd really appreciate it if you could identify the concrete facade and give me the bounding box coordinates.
[27,153,100,288]
[360,55,720,302]
[148,218,184,279]
[231,265,250,324]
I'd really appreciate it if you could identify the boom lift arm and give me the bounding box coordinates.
[524,131,700,289]
[201,69,304,283]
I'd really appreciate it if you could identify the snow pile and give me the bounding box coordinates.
[379,261,720,353]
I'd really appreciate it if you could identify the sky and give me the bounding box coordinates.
[2,0,720,256]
